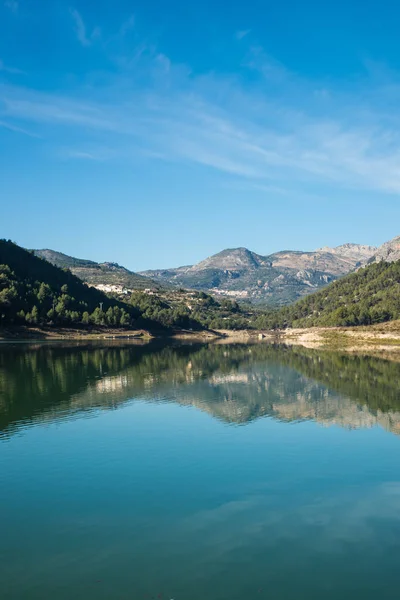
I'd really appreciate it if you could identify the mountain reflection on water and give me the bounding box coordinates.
[1,341,400,438]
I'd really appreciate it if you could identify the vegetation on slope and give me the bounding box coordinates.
[0,240,256,331]
[255,260,400,329]
[126,290,253,330]
[0,240,136,328]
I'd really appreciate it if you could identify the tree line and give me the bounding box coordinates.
[3,238,400,332]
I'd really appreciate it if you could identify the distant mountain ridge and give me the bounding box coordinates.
[33,249,159,292]
[33,236,400,307]
[140,242,380,305]
[316,243,377,262]
[368,236,400,264]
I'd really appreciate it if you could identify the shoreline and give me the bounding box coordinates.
[281,321,400,354]
[2,322,400,354]
[0,325,272,343]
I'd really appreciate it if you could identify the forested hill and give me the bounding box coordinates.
[0,240,136,327]
[256,260,400,328]
[0,240,256,331]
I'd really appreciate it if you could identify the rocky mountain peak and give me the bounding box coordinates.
[316,243,377,262]
[370,235,400,263]
[192,247,265,271]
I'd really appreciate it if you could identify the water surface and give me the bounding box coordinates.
[1,341,400,599]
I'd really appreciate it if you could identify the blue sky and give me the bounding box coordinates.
[2,0,400,270]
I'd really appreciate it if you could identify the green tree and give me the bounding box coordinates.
[31,305,39,325]
[120,310,130,326]
[37,282,52,304]
[91,307,106,326]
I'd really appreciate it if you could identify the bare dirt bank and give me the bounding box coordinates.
[3,323,400,354]
[0,326,263,343]
[0,326,154,341]
[281,320,400,354]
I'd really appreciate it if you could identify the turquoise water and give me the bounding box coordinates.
[1,341,400,599]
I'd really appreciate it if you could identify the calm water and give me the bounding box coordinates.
[1,341,400,600]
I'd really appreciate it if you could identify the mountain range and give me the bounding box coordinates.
[140,242,379,304]
[33,235,400,306]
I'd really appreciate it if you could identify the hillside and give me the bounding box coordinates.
[0,240,136,328]
[33,249,159,292]
[256,259,400,329]
[1,241,258,332]
[141,243,377,305]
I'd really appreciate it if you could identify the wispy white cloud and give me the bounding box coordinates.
[65,150,101,160]
[69,8,89,46]
[3,26,400,196]
[4,0,18,13]
[223,180,290,196]
[1,89,115,129]
[69,7,100,47]
[119,14,135,37]
[0,59,24,74]
[235,29,250,40]
[0,119,40,138]
[62,147,116,161]
[242,45,290,84]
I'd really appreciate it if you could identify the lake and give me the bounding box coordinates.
[1,341,400,599]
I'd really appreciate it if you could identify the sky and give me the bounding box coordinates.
[2,0,400,270]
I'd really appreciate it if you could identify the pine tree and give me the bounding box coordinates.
[31,305,39,324]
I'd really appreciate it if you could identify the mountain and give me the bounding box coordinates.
[257,258,400,328]
[32,239,400,311]
[369,235,400,264]
[141,244,377,305]
[33,249,159,292]
[194,247,266,270]
[316,243,377,262]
